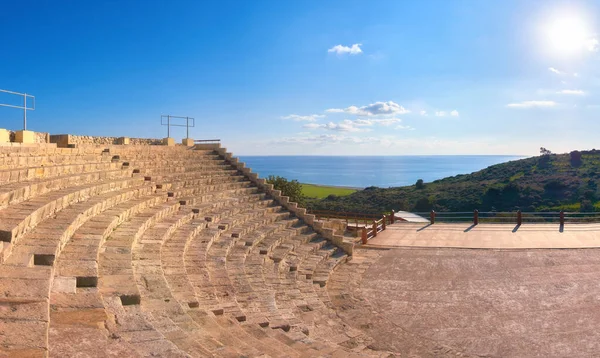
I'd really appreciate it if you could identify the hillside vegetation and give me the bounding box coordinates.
[305,150,600,214]
[301,184,357,199]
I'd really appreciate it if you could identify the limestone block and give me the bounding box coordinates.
[182,138,194,147]
[15,130,35,143]
[0,129,9,142]
[52,277,77,293]
[49,134,71,147]
[162,137,175,146]
[117,137,130,145]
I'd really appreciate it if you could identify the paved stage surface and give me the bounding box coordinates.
[368,222,600,249]
[328,246,600,357]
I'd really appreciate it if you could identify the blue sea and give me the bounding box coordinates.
[238,156,526,188]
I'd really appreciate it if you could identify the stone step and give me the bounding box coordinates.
[0,160,123,186]
[0,167,133,209]
[0,176,148,245]
[0,153,114,169]
[3,184,157,267]
[132,210,259,357]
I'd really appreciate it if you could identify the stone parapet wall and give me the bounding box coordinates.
[4,130,49,143]
[50,134,163,147]
[321,219,347,236]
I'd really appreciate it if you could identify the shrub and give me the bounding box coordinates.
[415,179,425,189]
[266,175,305,206]
[570,150,582,166]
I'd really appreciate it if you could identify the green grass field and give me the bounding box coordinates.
[301,183,358,199]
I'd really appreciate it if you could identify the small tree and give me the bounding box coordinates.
[415,179,425,190]
[570,150,582,166]
[266,175,305,206]
[540,147,552,156]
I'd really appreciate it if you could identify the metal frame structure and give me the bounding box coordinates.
[0,89,35,130]
[160,115,195,139]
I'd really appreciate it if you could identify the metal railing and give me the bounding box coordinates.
[0,89,35,130]
[194,139,221,143]
[161,115,195,138]
[412,210,600,225]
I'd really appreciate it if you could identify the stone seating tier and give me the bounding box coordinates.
[0,143,366,358]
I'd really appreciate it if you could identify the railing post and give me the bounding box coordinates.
[473,209,479,225]
[430,210,435,224]
[560,210,565,226]
[382,215,386,230]
[361,227,367,244]
[372,220,377,237]
[391,210,395,224]
[23,93,27,130]
[517,210,522,225]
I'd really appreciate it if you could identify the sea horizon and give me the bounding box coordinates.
[238,155,527,188]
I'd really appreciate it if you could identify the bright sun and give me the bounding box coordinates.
[546,15,590,55]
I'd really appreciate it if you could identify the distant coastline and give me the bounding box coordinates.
[239,155,527,188]
[301,182,363,190]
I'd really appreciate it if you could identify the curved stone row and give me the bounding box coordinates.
[0,144,375,357]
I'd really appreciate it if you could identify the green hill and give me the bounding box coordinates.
[305,150,600,214]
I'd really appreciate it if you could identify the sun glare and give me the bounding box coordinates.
[545,12,592,55]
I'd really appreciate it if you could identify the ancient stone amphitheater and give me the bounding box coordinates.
[4,135,600,358]
[0,136,381,357]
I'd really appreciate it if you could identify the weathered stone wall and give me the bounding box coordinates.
[321,219,347,236]
[5,130,49,143]
[50,134,163,147]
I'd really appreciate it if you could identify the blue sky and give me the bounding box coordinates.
[1,0,599,155]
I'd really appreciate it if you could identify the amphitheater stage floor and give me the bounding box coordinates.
[328,246,600,357]
[367,222,600,249]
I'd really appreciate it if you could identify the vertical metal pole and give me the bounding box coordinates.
[560,210,565,226]
[474,209,479,225]
[186,117,189,139]
[23,93,27,130]
[167,115,170,138]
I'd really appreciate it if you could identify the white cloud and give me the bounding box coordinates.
[302,118,401,132]
[352,119,373,126]
[420,110,427,116]
[373,118,400,126]
[395,125,415,130]
[281,114,325,122]
[303,121,371,133]
[557,89,585,95]
[433,110,461,117]
[269,134,503,155]
[506,100,556,108]
[587,38,599,52]
[327,43,363,55]
[326,101,409,116]
[549,67,562,75]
